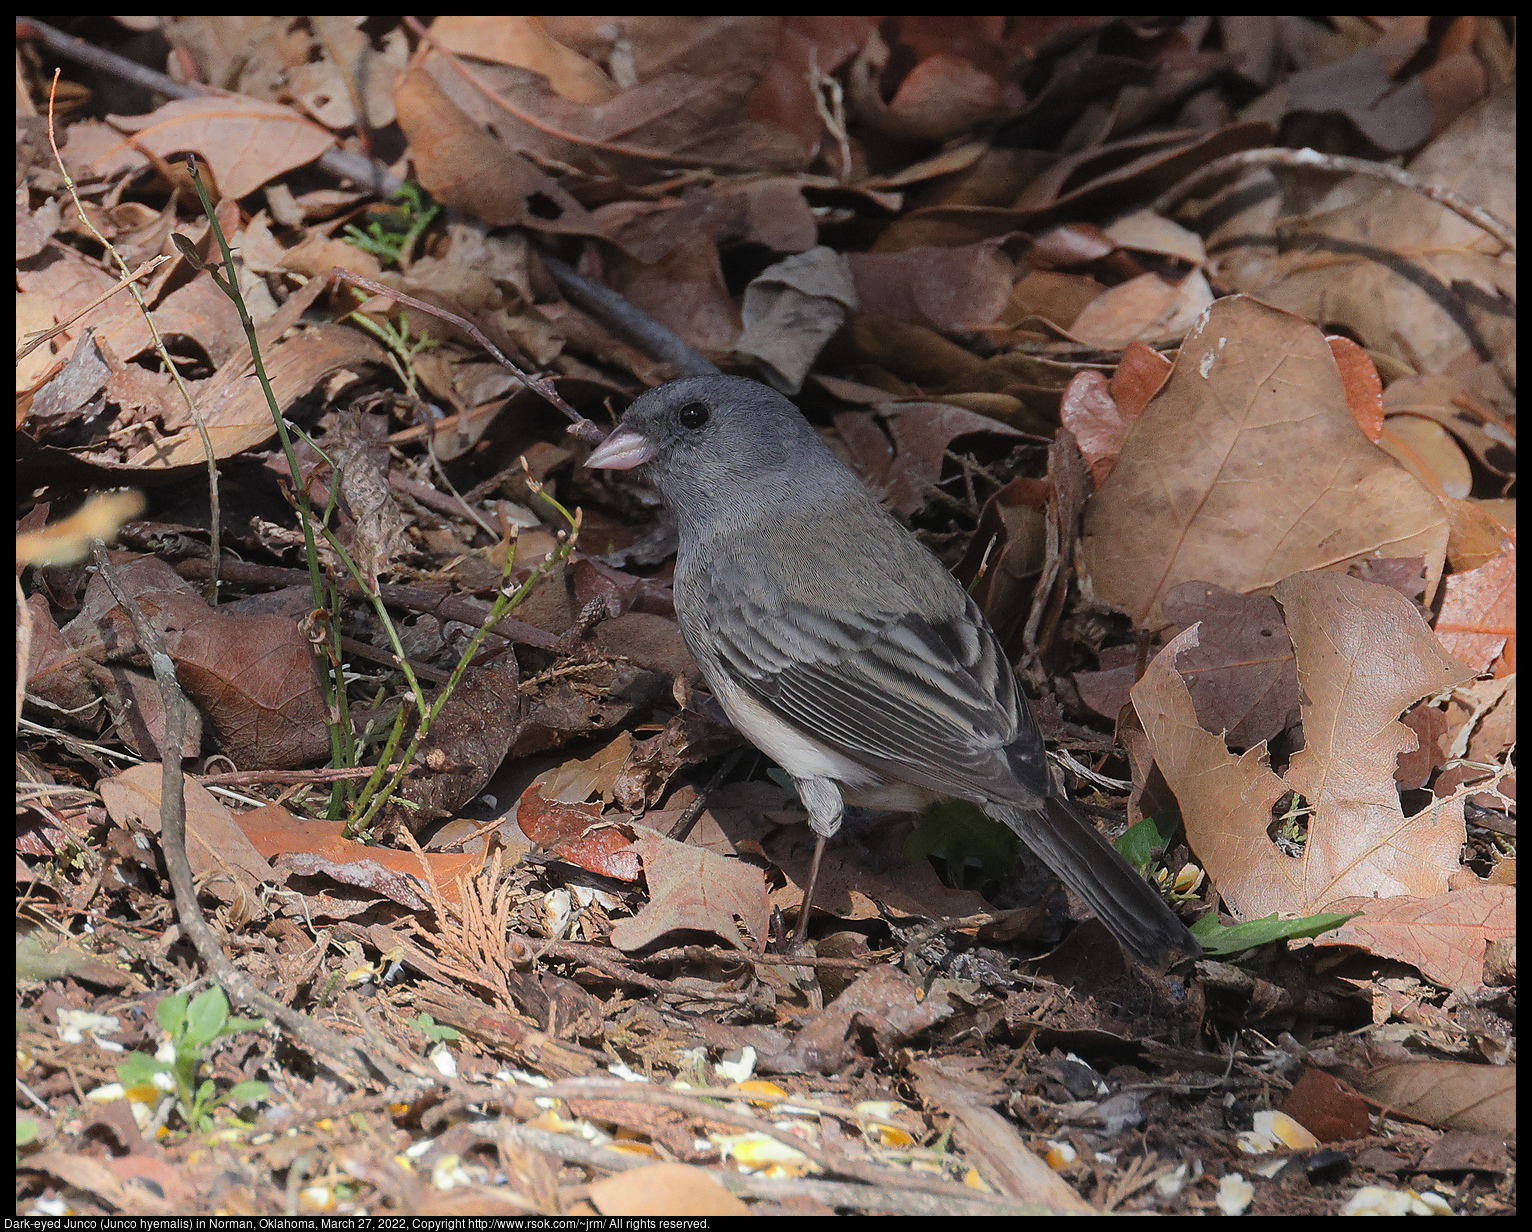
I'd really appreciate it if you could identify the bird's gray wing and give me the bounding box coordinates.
[703,584,1050,807]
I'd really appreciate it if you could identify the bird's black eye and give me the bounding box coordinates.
[677,401,710,430]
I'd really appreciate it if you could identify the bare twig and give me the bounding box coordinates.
[192,763,422,788]
[331,268,607,443]
[15,255,170,362]
[540,940,758,1005]
[1155,146,1516,254]
[172,556,562,650]
[536,251,719,380]
[86,541,405,1086]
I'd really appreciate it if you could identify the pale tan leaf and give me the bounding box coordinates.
[1083,296,1449,630]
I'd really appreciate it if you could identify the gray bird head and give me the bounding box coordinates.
[585,375,846,532]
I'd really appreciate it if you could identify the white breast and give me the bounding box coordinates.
[707,669,938,813]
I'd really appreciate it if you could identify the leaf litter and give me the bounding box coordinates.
[17,16,1514,1218]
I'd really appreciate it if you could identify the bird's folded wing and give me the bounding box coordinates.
[710,590,1047,806]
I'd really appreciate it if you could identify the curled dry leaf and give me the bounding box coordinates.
[515,783,642,883]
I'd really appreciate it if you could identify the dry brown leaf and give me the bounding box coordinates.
[21,1152,174,1218]
[95,95,336,200]
[1154,583,1299,751]
[1109,341,1174,419]
[744,16,881,152]
[1381,372,1516,481]
[608,828,769,952]
[538,732,636,805]
[1326,335,1386,443]
[1320,884,1516,989]
[725,176,822,254]
[56,554,328,769]
[769,965,954,1075]
[17,250,158,370]
[735,247,858,394]
[583,187,746,266]
[832,400,1023,519]
[99,763,278,909]
[605,233,741,359]
[127,323,388,468]
[1442,497,1515,573]
[235,805,480,908]
[390,654,522,832]
[1278,1068,1373,1144]
[1208,87,1514,377]
[952,476,1050,650]
[290,17,407,130]
[1342,1053,1516,1137]
[23,593,101,723]
[847,242,1015,333]
[1395,704,1450,791]
[142,269,245,367]
[590,612,696,682]
[169,608,331,770]
[96,666,204,761]
[1281,22,1441,152]
[515,784,642,883]
[847,24,1022,144]
[393,67,601,237]
[1082,296,1449,631]
[1067,270,1213,350]
[1433,538,1515,675]
[1060,370,1127,485]
[1001,269,1106,333]
[1103,209,1208,265]
[432,16,618,105]
[510,662,668,759]
[888,121,1273,249]
[416,20,807,182]
[586,1163,750,1218]
[1132,571,1475,922]
[1442,674,1515,768]
[610,709,739,812]
[1379,415,1474,500]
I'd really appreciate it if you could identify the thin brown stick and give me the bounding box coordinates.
[332,268,604,442]
[1155,146,1516,254]
[16,256,171,362]
[536,251,718,380]
[172,556,562,651]
[87,541,404,1086]
[193,762,421,788]
[540,940,758,1005]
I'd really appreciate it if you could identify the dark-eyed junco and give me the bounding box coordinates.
[587,375,1199,966]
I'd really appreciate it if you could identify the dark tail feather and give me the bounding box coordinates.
[989,795,1200,967]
